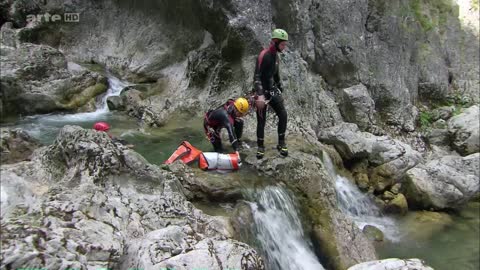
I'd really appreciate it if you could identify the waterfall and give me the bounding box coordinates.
[33,71,129,122]
[250,186,325,270]
[10,71,130,144]
[322,152,400,241]
[97,71,129,112]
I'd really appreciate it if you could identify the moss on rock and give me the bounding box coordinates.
[61,83,107,110]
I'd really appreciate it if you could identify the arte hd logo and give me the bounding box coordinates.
[26,12,80,23]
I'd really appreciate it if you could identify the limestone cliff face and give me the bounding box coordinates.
[1,0,477,133]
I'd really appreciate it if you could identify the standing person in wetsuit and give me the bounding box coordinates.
[203,98,249,152]
[253,29,289,159]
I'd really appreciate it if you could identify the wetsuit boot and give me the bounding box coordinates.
[277,141,288,157]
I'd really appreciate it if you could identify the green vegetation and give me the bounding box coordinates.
[408,0,459,32]
[419,111,434,127]
[472,0,479,11]
[410,0,434,31]
[417,92,474,129]
[445,93,472,116]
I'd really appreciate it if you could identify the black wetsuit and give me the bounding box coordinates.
[253,44,287,148]
[204,101,243,152]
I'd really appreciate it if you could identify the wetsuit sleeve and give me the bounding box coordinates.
[253,55,264,95]
[274,54,283,92]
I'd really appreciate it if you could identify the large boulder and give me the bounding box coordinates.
[0,128,41,164]
[318,123,423,192]
[448,105,480,155]
[121,225,263,269]
[405,153,480,210]
[168,161,250,202]
[426,128,450,147]
[384,193,408,216]
[244,146,377,270]
[362,225,384,242]
[348,258,434,270]
[0,38,108,116]
[337,84,378,132]
[106,96,125,111]
[0,126,263,269]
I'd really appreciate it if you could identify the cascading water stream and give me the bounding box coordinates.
[249,186,325,270]
[6,69,131,144]
[98,71,129,112]
[322,152,400,241]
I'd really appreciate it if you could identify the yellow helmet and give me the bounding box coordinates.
[234,97,249,115]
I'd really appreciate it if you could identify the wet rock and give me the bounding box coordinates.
[355,175,370,191]
[384,193,408,216]
[390,183,402,195]
[448,105,480,155]
[348,258,434,270]
[350,160,369,191]
[319,123,422,192]
[0,128,41,164]
[405,153,480,210]
[121,87,144,119]
[374,197,387,210]
[0,125,263,269]
[0,42,107,116]
[362,225,384,242]
[106,96,125,111]
[382,191,396,201]
[230,201,256,242]
[168,162,246,202]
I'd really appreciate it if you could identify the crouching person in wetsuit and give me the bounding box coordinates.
[254,29,289,159]
[203,98,249,152]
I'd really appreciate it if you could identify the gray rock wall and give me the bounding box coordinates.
[2,0,477,132]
